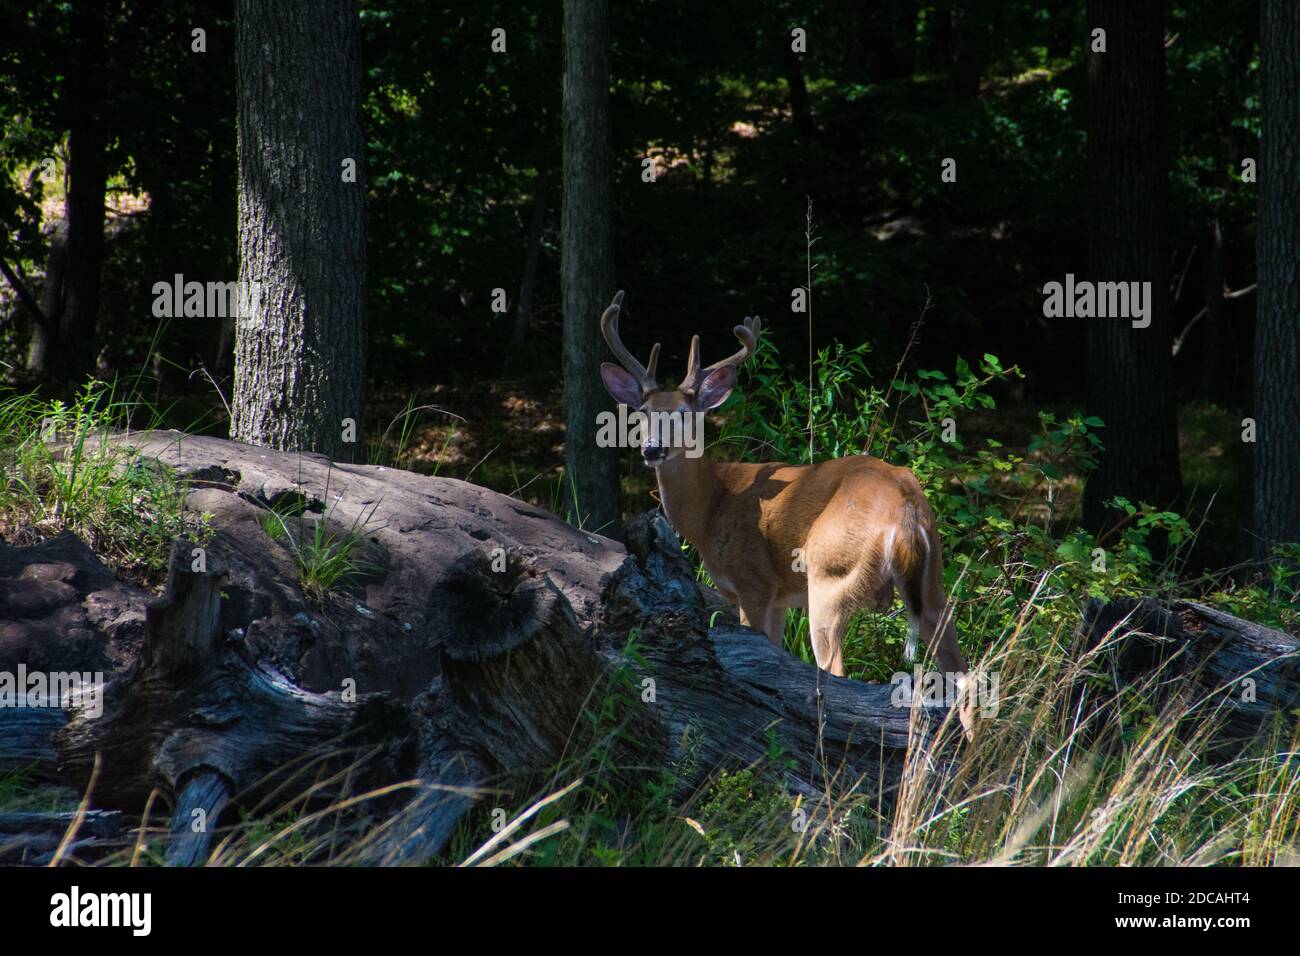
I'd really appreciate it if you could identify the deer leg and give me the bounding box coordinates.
[806,585,849,677]
[920,606,966,675]
[761,605,788,649]
[897,558,975,739]
[737,596,785,648]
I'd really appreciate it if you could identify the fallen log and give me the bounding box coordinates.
[0,809,123,838]
[0,707,67,778]
[52,539,407,865]
[6,431,953,862]
[6,431,1292,865]
[0,810,123,865]
[1077,596,1300,756]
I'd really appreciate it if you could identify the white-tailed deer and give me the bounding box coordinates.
[598,291,972,730]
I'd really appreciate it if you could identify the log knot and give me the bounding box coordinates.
[430,548,563,661]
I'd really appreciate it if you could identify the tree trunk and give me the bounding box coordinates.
[950,0,990,98]
[561,0,622,538]
[55,0,112,388]
[1083,0,1183,534]
[25,220,68,378]
[861,0,917,83]
[506,174,550,369]
[784,48,814,135]
[1252,0,1300,559]
[231,0,367,461]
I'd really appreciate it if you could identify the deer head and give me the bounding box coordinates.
[599,290,762,467]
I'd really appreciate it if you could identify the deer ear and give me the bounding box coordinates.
[601,363,643,407]
[695,366,736,410]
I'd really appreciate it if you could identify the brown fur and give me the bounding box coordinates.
[652,449,965,679]
[601,297,974,736]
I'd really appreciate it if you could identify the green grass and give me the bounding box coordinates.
[255,474,382,604]
[0,766,72,813]
[0,380,209,586]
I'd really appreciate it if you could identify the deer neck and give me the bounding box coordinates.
[653,452,721,547]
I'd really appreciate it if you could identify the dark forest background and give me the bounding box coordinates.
[0,0,1295,577]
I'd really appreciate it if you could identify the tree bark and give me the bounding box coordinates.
[50,538,400,865]
[53,0,112,388]
[506,174,550,369]
[25,220,68,377]
[784,48,813,135]
[1083,0,1183,534]
[231,0,367,461]
[1252,0,1300,559]
[561,0,622,538]
[1196,218,1241,406]
[949,0,990,98]
[860,0,917,83]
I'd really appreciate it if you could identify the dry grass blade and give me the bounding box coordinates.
[459,778,583,867]
[48,752,100,867]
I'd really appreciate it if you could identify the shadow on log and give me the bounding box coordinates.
[1077,597,1300,758]
[52,540,407,865]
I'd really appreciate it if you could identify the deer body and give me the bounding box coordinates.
[655,452,962,677]
[597,291,968,701]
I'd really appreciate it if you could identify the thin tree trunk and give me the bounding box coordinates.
[231,0,367,461]
[24,219,66,377]
[1083,0,1182,534]
[861,0,917,82]
[506,174,549,369]
[56,0,112,388]
[950,0,987,98]
[1252,0,1300,558]
[561,0,622,539]
[1200,218,1227,401]
[784,49,813,135]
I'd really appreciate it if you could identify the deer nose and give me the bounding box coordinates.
[642,445,668,465]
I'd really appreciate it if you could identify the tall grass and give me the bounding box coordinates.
[429,560,1299,867]
[171,568,1294,867]
[0,380,208,585]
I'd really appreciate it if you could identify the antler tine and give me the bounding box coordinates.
[685,316,762,393]
[684,334,702,387]
[645,341,661,384]
[600,290,659,391]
